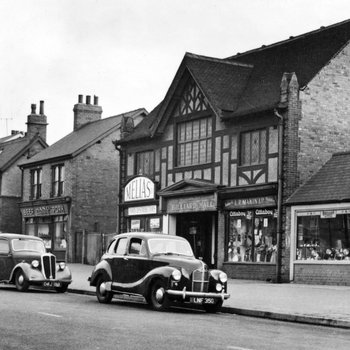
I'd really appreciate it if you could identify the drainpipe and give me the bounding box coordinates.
[274,109,284,283]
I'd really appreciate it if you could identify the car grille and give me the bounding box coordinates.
[192,268,209,293]
[42,254,56,279]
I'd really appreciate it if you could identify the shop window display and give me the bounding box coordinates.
[296,213,350,261]
[128,216,162,233]
[227,209,277,263]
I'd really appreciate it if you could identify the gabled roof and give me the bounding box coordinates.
[287,151,350,205]
[0,135,48,172]
[226,19,350,118]
[19,108,147,167]
[158,178,223,197]
[120,19,350,143]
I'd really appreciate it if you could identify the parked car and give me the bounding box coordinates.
[89,232,230,312]
[0,233,72,292]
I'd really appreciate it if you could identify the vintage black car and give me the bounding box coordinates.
[89,232,230,312]
[0,233,72,292]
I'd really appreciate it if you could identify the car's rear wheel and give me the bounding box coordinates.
[149,279,170,311]
[55,284,69,293]
[15,269,29,292]
[96,276,113,303]
[203,299,223,313]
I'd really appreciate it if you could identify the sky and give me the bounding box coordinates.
[0,0,350,144]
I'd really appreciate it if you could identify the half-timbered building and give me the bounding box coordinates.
[116,20,350,283]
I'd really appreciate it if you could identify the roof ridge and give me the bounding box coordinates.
[185,52,253,68]
[227,18,350,59]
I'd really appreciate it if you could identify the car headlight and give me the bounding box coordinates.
[216,283,223,292]
[31,260,39,268]
[171,269,182,281]
[58,262,66,271]
[219,272,228,283]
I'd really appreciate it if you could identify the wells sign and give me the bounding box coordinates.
[124,176,155,202]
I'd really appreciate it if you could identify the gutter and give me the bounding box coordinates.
[274,109,284,283]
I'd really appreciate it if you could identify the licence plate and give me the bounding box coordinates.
[191,297,215,305]
[43,281,61,288]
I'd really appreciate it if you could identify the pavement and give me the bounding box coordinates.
[67,263,350,329]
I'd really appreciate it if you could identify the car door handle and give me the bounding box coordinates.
[123,257,128,260]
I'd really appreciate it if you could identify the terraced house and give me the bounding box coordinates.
[19,95,146,263]
[116,19,350,285]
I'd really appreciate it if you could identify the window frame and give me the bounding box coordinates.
[30,168,42,200]
[135,150,154,177]
[51,164,65,197]
[176,116,212,167]
[239,128,267,167]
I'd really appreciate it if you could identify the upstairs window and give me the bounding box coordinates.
[177,117,212,166]
[240,129,267,166]
[52,164,65,197]
[30,168,42,199]
[136,151,154,177]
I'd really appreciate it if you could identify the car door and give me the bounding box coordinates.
[110,237,129,285]
[0,238,14,281]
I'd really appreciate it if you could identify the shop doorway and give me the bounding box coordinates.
[176,212,216,267]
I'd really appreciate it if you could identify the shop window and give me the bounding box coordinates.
[129,216,162,233]
[136,151,154,177]
[296,213,350,261]
[226,209,277,263]
[52,164,65,197]
[176,117,212,167]
[30,168,42,199]
[37,217,52,249]
[240,129,267,166]
[53,215,67,250]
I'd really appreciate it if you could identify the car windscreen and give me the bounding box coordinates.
[12,239,46,253]
[148,238,194,257]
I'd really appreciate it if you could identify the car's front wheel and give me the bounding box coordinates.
[203,299,223,313]
[15,269,29,292]
[55,284,69,293]
[149,279,170,311]
[96,276,113,303]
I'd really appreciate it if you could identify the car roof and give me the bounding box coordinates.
[0,233,43,241]
[112,232,187,241]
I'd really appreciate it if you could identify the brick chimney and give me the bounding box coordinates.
[26,100,48,142]
[73,95,102,131]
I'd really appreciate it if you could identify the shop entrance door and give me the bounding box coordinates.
[176,212,216,267]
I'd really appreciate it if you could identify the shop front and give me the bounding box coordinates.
[290,203,350,285]
[220,185,279,281]
[19,198,71,260]
[122,176,162,233]
[158,180,220,268]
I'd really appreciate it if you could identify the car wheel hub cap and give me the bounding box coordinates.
[155,288,164,302]
[100,282,106,295]
[18,275,24,285]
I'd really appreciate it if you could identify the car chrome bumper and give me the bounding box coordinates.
[166,288,230,301]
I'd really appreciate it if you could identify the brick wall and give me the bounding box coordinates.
[298,43,350,184]
[223,263,276,282]
[1,160,24,196]
[294,264,350,286]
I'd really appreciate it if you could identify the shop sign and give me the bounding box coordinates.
[128,205,157,216]
[124,176,155,202]
[167,194,216,213]
[224,196,276,209]
[21,204,68,218]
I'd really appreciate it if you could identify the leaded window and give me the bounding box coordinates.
[177,117,212,166]
[136,151,154,177]
[240,129,267,166]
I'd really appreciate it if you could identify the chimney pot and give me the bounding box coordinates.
[78,94,83,103]
[86,95,91,105]
[94,95,99,105]
[31,104,36,114]
[39,100,44,115]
